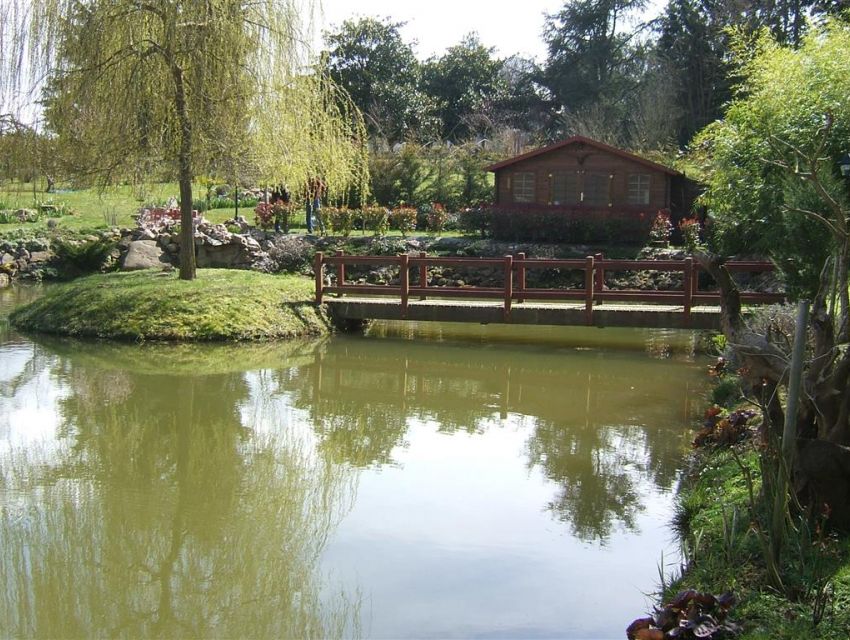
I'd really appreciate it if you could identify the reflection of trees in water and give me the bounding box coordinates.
[280,338,699,541]
[0,360,358,638]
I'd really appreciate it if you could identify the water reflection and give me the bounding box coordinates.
[0,339,358,639]
[279,333,698,542]
[0,300,708,638]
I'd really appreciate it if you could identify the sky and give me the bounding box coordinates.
[315,0,663,63]
[316,0,574,62]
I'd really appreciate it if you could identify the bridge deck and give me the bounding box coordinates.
[324,297,724,330]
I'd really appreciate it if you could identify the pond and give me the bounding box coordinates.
[0,285,708,639]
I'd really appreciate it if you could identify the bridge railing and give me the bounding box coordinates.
[314,250,785,325]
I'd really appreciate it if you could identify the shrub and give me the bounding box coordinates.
[649,209,673,243]
[484,207,650,244]
[362,206,389,236]
[37,201,73,218]
[0,209,40,224]
[679,216,702,252]
[53,238,116,273]
[390,206,417,237]
[325,206,356,237]
[255,202,290,230]
[425,203,448,234]
[209,195,259,210]
[458,206,491,238]
[265,235,314,273]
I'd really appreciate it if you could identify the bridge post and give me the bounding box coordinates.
[314,251,324,304]
[504,255,513,321]
[335,250,345,298]
[400,253,410,318]
[419,251,428,300]
[584,255,595,325]
[516,252,526,304]
[594,252,604,305]
[683,256,694,327]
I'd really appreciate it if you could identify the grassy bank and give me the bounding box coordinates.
[9,269,330,341]
[666,443,850,638]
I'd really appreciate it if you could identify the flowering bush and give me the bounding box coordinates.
[679,216,702,252]
[649,210,673,243]
[254,201,291,231]
[391,206,418,237]
[425,203,448,234]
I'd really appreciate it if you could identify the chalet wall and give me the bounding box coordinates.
[494,145,672,213]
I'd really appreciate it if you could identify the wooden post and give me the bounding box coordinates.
[400,253,410,318]
[584,255,595,326]
[594,252,604,304]
[504,255,513,321]
[419,251,428,300]
[683,257,694,327]
[516,252,526,304]
[335,250,345,297]
[691,263,700,299]
[314,251,324,304]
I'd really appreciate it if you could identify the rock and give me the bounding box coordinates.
[29,251,52,263]
[121,240,172,271]
[166,243,179,254]
[1,253,15,265]
[134,228,157,241]
[15,248,30,261]
[0,273,9,287]
[25,239,49,252]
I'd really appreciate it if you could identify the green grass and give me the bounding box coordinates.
[0,181,269,232]
[667,444,850,639]
[9,269,331,341]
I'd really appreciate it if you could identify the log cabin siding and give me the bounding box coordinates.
[494,147,671,211]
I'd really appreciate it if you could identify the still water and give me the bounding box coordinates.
[0,285,707,639]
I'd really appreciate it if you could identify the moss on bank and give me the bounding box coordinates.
[9,269,330,341]
[668,443,850,639]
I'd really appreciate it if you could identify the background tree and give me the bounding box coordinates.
[4,0,368,280]
[322,17,435,145]
[421,33,507,142]
[542,0,647,140]
[653,0,732,146]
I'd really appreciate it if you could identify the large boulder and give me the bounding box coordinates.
[121,240,172,271]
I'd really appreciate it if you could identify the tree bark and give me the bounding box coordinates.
[172,63,196,281]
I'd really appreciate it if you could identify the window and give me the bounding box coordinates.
[628,173,651,205]
[552,172,579,205]
[513,172,536,203]
[583,172,610,206]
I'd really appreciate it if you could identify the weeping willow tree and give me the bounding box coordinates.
[1,0,369,280]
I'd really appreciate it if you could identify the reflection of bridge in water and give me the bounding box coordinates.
[315,252,784,330]
[305,336,701,431]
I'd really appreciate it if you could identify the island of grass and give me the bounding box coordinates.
[9,269,330,341]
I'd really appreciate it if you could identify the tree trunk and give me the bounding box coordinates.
[172,63,196,281]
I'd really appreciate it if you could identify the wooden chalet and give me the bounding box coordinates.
[485,136,698,220]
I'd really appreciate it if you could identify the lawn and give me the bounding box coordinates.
[9,269,331,341]
[0,180,274,232]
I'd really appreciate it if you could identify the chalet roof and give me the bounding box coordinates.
[484,135,682,176]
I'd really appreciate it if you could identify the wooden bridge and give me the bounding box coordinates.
[313,251,784,330]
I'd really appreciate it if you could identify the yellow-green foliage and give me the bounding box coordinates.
[1,1,370,207]
[10,270,330,341]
